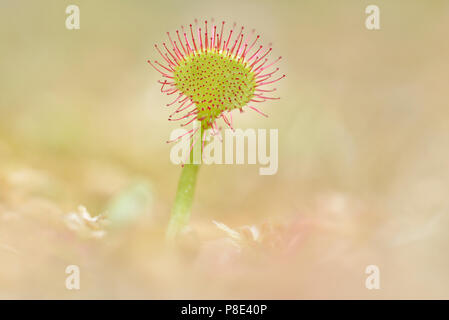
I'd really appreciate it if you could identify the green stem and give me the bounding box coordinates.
[166,163,200,240]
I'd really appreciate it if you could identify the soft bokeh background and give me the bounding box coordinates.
[1,0,449,299]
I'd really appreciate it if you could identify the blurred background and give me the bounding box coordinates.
[1,0,449,299]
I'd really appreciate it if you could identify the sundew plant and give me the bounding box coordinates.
[148,20,284,239]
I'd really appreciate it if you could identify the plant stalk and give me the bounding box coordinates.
[166,162,200,240]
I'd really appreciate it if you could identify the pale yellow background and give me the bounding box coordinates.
[1,0,449,299]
